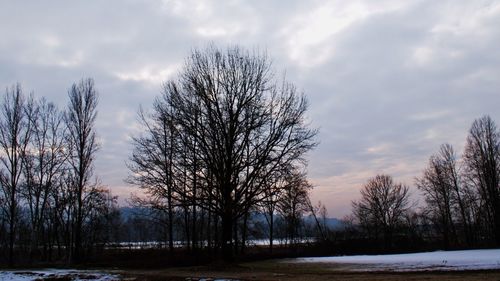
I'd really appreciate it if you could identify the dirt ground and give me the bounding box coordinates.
[119,260,500,281]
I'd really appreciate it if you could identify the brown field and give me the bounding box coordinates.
[119,260,500,281]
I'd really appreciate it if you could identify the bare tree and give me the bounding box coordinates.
[416,144,458,249]
[127,98,178,252]
[307,200,329,242]
[65,78,99,262]
[260,170,285,252]
[276,169,312,246]
[352,174,411,249]
[81,185,117,254]
[21,98,67,258]
[417,144,474,247]
[130,46,317,259]
[463,115,500,245]
[440,144,475,246]
[0,84,33,265]
[50,170,77,259]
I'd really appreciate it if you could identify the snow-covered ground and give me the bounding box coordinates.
[0,269,120,281]
[292,249,500,272]
[0,269,240,281]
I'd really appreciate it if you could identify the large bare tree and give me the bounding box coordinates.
[130,46,317,259]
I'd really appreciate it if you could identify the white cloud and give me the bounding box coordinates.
[115,64,181,85]
[280,0,414,67]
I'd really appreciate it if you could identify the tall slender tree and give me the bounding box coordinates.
[65,78,99,262]
[0,84,33,265]
[416,144,458,249]
[463,115,500,245]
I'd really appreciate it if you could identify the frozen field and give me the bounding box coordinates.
[0,269,120,281]
[292,249,500,271]
[0,270,240,281]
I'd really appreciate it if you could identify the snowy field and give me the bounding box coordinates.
[292,249,500,272]
[0,269,120,281]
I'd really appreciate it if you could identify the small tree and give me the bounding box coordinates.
[277,169,312,246]
[308,200,329,242]
[352,174,411,249]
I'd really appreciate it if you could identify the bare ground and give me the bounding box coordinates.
[118,260,500,281]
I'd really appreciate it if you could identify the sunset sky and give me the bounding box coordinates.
[1,0,500,218]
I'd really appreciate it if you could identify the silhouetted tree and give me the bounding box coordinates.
[463,115,500,245]
[417,144,474,248]
[0,84,33,265]
[127,100,178,252]
[308,200,329,242]
[65,78,99,262]
[352,174,411,249]
[416,144,457,249]
[130,45,317,260]
[277,169,312,245]
[260,170,285,252]
[21,98,67,259]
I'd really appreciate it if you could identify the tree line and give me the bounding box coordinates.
[0,79,117,265]
[3,44,497,266]
[0,46,319,265]
[348,115,500,252]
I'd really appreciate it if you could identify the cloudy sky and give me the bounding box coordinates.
[1,0,500,218]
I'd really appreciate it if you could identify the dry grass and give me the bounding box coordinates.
[119,259,500,281]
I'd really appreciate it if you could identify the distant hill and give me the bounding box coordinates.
[118,206,149,220]
[304,215,345,230]
[118,207,345,230]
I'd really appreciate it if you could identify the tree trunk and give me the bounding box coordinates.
[241,212,249,254]
[233,218,239,255]
[8,203,15,266]
[494,203,500,246]
[221,206,233,261]
[73,194,83,263]
[269,211,274,253]
[183,204,190,250]
[168,195,174,252]
[207,205,212,249]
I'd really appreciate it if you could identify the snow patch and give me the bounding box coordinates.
[291,249,500,271]
[0,269,119,281]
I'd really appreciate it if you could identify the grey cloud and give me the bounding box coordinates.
[1,0,499,217]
